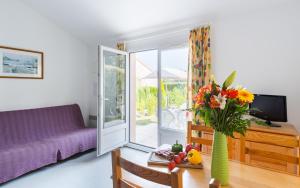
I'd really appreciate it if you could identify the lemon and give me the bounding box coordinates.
[187,149,202,165]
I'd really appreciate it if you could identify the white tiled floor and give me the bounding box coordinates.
[1,148,146,188]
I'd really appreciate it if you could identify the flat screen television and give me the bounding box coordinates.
[249,94,287,127]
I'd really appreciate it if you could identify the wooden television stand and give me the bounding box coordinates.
[200,121,300,175]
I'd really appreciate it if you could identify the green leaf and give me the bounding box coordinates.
[204,109,211,125]
[222,71,237,89]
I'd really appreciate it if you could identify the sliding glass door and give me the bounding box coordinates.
[161,48,188,131]
[129,50,158,148]
[129,46,188,149]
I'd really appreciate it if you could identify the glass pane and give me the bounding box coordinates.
[161,47,188,130]
[129,50,158,148]
[103,50,126,128]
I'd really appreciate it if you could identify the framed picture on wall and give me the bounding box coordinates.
[0,45,43,79]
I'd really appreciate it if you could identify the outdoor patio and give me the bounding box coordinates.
[135,123,158,148]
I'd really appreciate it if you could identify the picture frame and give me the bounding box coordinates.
[0,45,44,79]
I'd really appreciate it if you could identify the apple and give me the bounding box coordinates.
[193,144,201,152]
[185,144,193,153]
[178,152,186,160]
[168,161,176,171]
[186,143,201,152]
[174,155,182,164]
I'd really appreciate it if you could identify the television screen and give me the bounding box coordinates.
[249,94,287,122]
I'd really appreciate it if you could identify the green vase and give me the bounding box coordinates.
[211,131,229,185]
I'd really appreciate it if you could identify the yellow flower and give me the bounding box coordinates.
[238,89,254,103]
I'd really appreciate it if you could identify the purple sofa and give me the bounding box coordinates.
[0,104,97,184]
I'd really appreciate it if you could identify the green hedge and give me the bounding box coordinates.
[136,82,186,116]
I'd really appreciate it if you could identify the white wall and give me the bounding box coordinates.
[0,0,90,124]
[109,2,300,130]
[87,45,98,120]
[87,1,300,130]
[212,2,300,130]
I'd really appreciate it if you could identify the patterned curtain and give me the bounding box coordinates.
[116,42,126,51]
[187,26,212,124]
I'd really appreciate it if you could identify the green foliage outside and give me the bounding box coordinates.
[137,86,158,116]
[168,86,186,108]
[136,81,187,117]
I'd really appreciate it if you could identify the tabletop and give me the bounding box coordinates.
[121,148,300,188]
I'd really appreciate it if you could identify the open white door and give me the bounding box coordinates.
[97,46,129,156]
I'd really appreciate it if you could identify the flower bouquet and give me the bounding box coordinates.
[193,71,254,185]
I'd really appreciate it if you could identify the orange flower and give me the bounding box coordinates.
[209,96,220,109]
[198,84,212,94]
[193,93,205,106]
[193,84,212,106]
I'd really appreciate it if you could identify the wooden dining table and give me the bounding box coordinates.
[121,148,300,188]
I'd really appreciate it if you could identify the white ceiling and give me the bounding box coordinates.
[21,0,289,45]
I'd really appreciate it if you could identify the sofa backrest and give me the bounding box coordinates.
[0,104,85,147]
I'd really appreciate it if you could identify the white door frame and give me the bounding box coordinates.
[97,45,129,156]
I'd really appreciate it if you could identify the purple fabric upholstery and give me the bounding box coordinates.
[0,104,96,184]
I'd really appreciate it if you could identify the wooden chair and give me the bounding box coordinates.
[240,133,300,175]
[187,121,214,148]
[111,149,183,188]
[187,121,234,158]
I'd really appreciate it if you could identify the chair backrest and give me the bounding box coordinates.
[240,134,300,175]
[187,121,235,158]
[187,121,214,147]
[112,149,183,188]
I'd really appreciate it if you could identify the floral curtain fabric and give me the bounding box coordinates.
[116,42,126,51]
[187,26,212,124]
